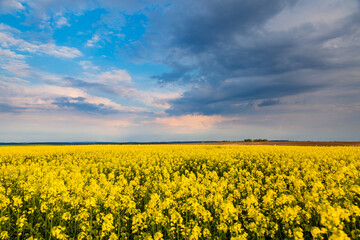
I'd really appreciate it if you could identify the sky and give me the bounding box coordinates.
[0,0,359,142]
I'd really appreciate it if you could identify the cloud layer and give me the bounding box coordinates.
[0,0,359,141]
[149,0,360,118]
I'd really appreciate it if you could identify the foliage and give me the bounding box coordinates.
[0,145,359,239]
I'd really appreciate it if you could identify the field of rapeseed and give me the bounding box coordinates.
[0,145,359,240]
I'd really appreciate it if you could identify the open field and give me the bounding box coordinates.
[0,145,360,239]
[1,141,359,147]
[186,142,360,147]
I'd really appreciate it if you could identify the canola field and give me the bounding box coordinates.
[0,145,359,240]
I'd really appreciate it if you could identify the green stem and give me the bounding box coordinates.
[117,213,121,239]
[89,207,93,240]
[49,218,52,240]
[0,209,3,234]
[73,204,77,239]
[17,211,20,240]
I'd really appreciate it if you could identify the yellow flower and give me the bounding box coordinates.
[0,231,9,240]
[51,226,68,240]
[0,144,359,239]
[62,212,71,221]
[329,230,351,240]
[154,231,163,240]
[101,213,115,234]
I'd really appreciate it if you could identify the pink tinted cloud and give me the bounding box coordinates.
[152,114,240,129]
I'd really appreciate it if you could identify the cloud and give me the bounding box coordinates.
[79,61,99,71]
[63,77,120,96]
[86,34,100,47]
[0,26,82,58]
[1,57,180,117]
[0,23,21,33]
[151,114,240,130]
[52,97,119,115]
[0,103,25,113]
[0,0,24,13]
[61,71,182,110]
[258,99,280,107]
[61,76,181,111]
[55,16,70,28]
[1,0,359,141]
[0,47,25,59]
[0,78,145,115]
[96,11,126,32]
[15,0,159,21]
[96,69,132,85]
[265,0,359,31]
[145,0,360,117]
[1,59,33,77]
[36,43,82,58]
[0,75,29,84]
[18,0,91,21]
[67,69,133,88]
[166,74,324,115]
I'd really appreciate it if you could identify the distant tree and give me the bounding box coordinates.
[254,139,269,142]
[244,139,253,142]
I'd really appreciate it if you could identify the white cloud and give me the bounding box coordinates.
[80,69,182,110]
[84,69,132,85]
[56,16,70,28]
[40,43,81,58]
[265,0,358,31]
[0,47,25,59]
[148,115,241,130]
[1,59,32,77]
[0,36,181,116]
[97,69,132,85]
[0,75,29,84]
[79,61,99,70]
[86,34,100,47]
[0,23,21,33]
[0,28,82,58]
[0,79,145,114]
[134,90,182,110]
[0,0,24,13]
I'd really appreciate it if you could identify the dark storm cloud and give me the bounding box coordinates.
[148,0,360,115]
[166,78,323,115]
[152,69,197,85]
[63,77,119,96]
[53,97,119,115]
[152,0,297,79]
[167,1,296,50]
[258,99,280,107]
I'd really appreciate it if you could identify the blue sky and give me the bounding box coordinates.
[0,0,359,142]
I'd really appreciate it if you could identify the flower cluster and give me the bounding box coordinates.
[0,145,359,239]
